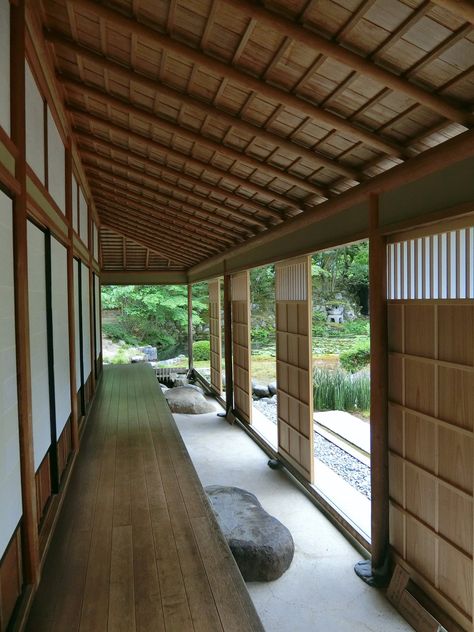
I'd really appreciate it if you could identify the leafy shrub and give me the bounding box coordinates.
[340,340,370,373]
[342,319,369,336]
[313,368,370,413]
[193,340,211,361]
[102,323,140,346]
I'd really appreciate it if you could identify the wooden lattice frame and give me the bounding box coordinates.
[276,256,314,482]
[208,278,222,395]
[231,271,252,424]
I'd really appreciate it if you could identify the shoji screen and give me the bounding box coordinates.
[208,279,222,395]
[25,63,45,184]
[94,274,101,360]
[0,0,10,133]
[50,237,70,436]
[231,271,252,423]
[47,108,65,214]
[276,257,314,482]
[0,192,22,560]
[93,223,99,262]
[79,189,88,246]
[73,259,82,394]
[387,222,474,630]
[81,262,91,383]
[27,221,51,471]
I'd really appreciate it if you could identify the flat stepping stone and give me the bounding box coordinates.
[205,485,294,582]
[165,386,215,414]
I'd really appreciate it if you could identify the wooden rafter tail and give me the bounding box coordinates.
[89,181,239,247]
[61,0,406,156]
[97,202,222,257]
[70,117,300,219]
[79,151,272,229]
[94,195,224,255]
[224,0,472,126]
[57,73,328,201]
[45,32,355,183]
[100,215,198,266]
[84,166,256,237]
[85,168,251,239]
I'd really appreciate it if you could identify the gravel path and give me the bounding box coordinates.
[253,397,371,499]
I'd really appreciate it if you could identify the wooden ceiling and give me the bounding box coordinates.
[40,0,473,272]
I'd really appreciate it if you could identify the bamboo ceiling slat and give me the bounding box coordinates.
[39,0,473,273]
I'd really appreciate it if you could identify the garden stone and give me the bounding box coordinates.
[268,382,277,396]
[159,382,169,392]
[259,397,276,406]
[165,386,215,414]
[206,486,294,582]
[252,383,270,398]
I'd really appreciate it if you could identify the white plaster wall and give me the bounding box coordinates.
[81,262,91,380]
[51,237,71,436]
[94,274,101,359]
[93,223,99,261]
[27,221,51,470]
[47,108,66,214]
[0,0,10,134]
[74,259,81,392]
[25,63,45,184]
[0,192,22,558]
[79,188,88,246]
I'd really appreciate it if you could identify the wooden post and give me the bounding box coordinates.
[187,283,193,371]
[88,206,96,394]
[369,193,389,574]
[65,146,79,451]
[11,0,40,585]
[223,273,233,417]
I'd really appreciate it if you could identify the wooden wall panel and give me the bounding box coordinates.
[208,279,222,395]
[0,528,23,632]
[51,237,71,436]
[46,107,65,214]
[0,0,10,134]
[388,300,474,629]
[276,257,313,482]
[27,220,51,471]
[231,271,251,423]
[81,262,91,384]
[25,63,44,184]
[0,193,22,562]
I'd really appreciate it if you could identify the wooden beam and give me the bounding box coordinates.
[93,196,222,255]
[188,284,193,371]
[101,270,188,284]
[85,168,251,238]
[71,113,320,211]
[88,181,237,247]
[224,0,472,125]
[370,1,432,60]
[60,1,407,155]
[57,74,327,202]
[77,144,275,228]
[11,0,40,585]
[84,164,255,236]
[430,0,474,24]
[96,201,219,258]
[99,215,196,266]
[49,31,359,183]
[80,152,268,230]
[368,193,389,573]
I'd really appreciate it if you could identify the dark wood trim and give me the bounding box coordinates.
[35,453,52,530]
[10,0,40,587]
[0,526,23,632]
[0,124,19,158]
[0,161,20,196]
[223,273,233,417]
[76,259,85,418]
[368,193,389,573]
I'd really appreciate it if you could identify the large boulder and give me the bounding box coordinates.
[252,383,270,398]
[268,381,277,396]
[206,486,294,582]
[165,386,215,414]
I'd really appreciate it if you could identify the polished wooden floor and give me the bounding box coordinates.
[26,364,263,632]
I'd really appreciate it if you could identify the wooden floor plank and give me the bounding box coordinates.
[25,365,264,632]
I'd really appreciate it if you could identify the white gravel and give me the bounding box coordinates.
[253,397,371,500]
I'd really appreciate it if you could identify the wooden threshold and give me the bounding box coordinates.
[25,364,263,632]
